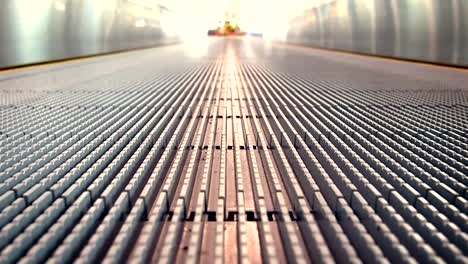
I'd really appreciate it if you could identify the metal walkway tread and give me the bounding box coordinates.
[0,38,467,264]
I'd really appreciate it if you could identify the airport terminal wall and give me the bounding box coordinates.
[286,0,468,67]
[0,0,177,69]
[3,0,468,69]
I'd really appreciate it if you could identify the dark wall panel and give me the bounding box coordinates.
[286,0,468,67]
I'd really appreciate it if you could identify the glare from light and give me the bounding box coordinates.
[15,0,51,34]
[183,36,210,58]
[14,0,51,61]
[237,0,292,40]
[55,0,66,11]
[160,11,179,36]
[135,19,146,28]
[165,0,228,41]
[333,1,349,17]
[164,0,329,41]
[95,0,117,11]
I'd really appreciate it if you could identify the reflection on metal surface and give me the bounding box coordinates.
[0,0,178,69]
[287,0,468,66]
[0,39,467,263]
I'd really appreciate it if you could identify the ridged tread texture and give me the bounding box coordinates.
[0,38,467,264]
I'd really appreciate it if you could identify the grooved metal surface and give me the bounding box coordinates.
[0,38,467,264]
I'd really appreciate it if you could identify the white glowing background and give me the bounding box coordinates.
[159,0,358,43]
[160,0,326,41]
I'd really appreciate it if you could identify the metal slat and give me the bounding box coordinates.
[0,38,466,264]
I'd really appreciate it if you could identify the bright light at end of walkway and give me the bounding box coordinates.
[165,0,316,41]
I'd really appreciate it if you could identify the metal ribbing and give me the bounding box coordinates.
[0,39,466,264]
